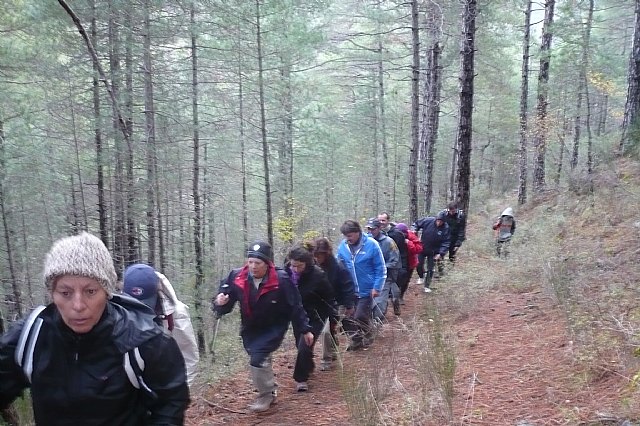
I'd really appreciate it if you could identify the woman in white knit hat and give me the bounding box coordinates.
[0,232,189,425]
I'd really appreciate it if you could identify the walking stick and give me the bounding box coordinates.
[211,314,222,361]
[210,283,229,361]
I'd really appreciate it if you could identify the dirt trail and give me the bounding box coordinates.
[186,268,634,425]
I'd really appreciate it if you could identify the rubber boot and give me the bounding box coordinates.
[248,365,277,412]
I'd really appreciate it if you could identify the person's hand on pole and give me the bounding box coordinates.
[303,332,314,346]
[371,288,379,298]
[215,293,229,306]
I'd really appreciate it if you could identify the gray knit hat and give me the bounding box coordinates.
[43,232,117,297]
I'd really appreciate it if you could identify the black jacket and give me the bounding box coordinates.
[0,295,189,425]
[412,217,451,256]
[293,265,336,325]
[214,264,312,355]
[387,226,408,270]
[320,256,356,309]
[439,209,467,247]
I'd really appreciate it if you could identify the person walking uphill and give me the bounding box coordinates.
[439,201,467,264]
[493,207,516,258]
[123,263,200,387]
[285,246,336,392]
[412,212,450,293]
[213,241,314,413]
[0,232,189,425]
[336,220,386,350]
[312,237,356,371]
[366,218,401,319]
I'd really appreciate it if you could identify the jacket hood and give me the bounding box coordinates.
[109,293,163,353]
[501,207,514,217]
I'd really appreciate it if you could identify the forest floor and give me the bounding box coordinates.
[184,185,640,425]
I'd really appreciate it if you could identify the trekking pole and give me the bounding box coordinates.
[211,313,222,361]
[210,283,229,361]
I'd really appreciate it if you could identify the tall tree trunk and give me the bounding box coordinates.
[518,0,532,205]
[571,0,594,170]
[255,0,274,245]
[598,94,608,135]
[0,120,22,318]
[376,2,391,211]
[420,2,443,217]
[190,2,206,354]
[91,0,108,245]
[620,0,640,154]
[585,80,594,181]
[408,0,420,222]
[238,36,249,248]
[555,111,569,186]
[124,7,137,267]
[143,0,157,265]
[107,0,127,271]
[68,80,88,230]
[455,0,477,214]
[278,60,294,220]
[532,0,555,193]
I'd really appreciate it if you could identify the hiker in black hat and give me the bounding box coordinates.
[213,240,313,412]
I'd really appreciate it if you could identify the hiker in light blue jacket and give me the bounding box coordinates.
[336,219,386,351]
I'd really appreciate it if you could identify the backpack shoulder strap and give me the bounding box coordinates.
[15,305,47,384]
[123,348,158,400]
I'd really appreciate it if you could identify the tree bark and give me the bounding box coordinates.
[409,0,420,221]
[518,0,532,205]
[143,0,157,265]
[570,0,594,170]
[256,0,274,246]
[455,0,477,214]
[0,120,22,318]
[190,0,206,355]
[532,0,555,193]
[620,0,640,153]
[90,0,108,245]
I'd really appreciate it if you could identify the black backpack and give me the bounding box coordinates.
[15,305,157,399]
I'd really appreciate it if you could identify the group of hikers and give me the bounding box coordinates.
[0,203,517,422]
[212,203,473,412]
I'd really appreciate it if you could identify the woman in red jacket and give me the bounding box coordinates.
[394,223,423,302]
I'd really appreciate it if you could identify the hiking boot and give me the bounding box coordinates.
[295,381,309,392]
[423,287,432,293]
[248,392,276,412]
[320,360,332,371]
[416,277,424,285]
[392,299,401,316]
[346,340,364,351]
[399,297,405,305]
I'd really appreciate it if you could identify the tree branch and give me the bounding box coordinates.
[56,0,131,144]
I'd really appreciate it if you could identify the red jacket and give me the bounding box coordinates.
[406,230,422,270]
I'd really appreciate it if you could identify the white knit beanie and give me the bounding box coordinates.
[43,232,117,297]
